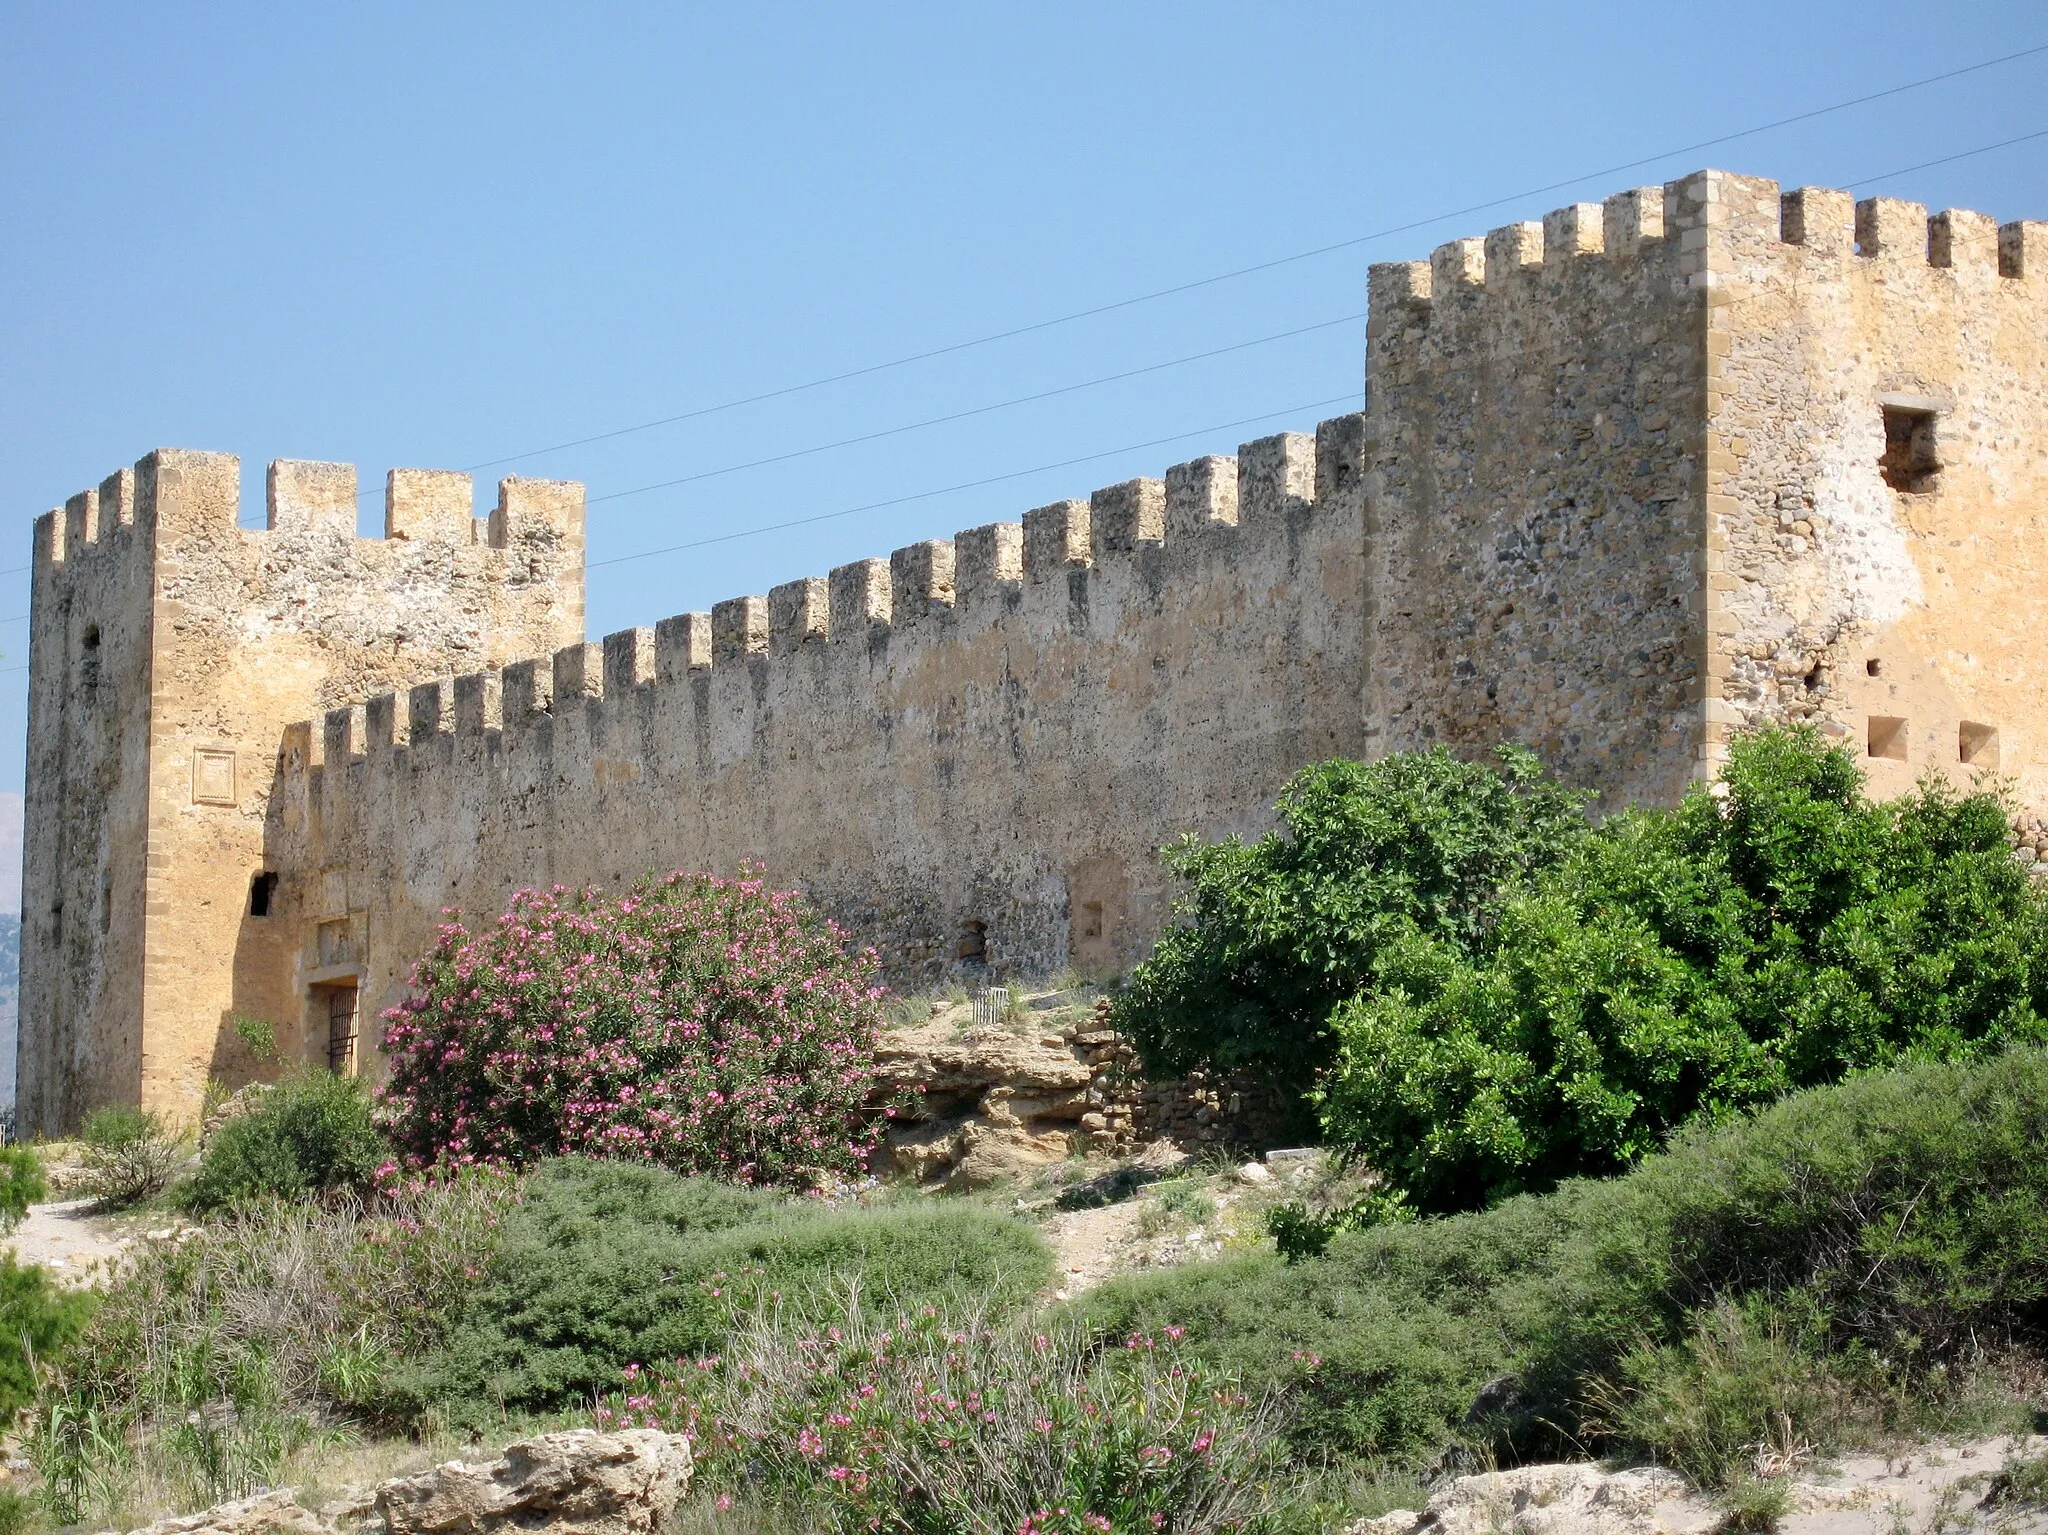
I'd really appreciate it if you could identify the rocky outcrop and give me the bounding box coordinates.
[115,1489,334,1535]
[114,1431,693,1535]
[1352,1464,1693,1535]
[1350,1439,2048,1535]
[874,996,1301,1185]
[375,1430,692,1535]
[877,1015,1097,1187]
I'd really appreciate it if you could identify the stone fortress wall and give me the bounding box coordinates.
[16,169,2048,1131]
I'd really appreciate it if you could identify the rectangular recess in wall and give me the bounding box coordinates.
[1959,721,2000,767]
[316,918,355,967]
[1868,716,1909,761]
[1878,404,1941,493]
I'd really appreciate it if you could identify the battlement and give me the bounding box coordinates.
[301,415,1365,770]
[32,449,585,583]
[1364,171,2045,360]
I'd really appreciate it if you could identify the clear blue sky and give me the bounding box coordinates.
[2,3,2044,795]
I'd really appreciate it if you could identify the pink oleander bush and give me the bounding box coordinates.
[380,870,887,1185]
[596,1287,1298,1534]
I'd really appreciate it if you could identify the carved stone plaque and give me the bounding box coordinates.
[192,748,236,806]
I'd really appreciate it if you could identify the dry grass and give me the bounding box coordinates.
[31,1172,521,1528]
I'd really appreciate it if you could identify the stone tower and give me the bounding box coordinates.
[16,452,583,1134]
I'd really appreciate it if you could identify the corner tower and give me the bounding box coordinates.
[16,451,584,1135]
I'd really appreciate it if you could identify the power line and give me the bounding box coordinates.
[1,112,2042,586]
[587,392,1360,571]
[444,40,2048,479]
[577,128,2048,574]
[1845,125,2048,187]
[587,312,1362,507]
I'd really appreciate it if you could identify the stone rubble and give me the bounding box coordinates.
[1350,1439,2048,1535]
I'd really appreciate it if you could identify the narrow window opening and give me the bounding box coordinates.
[1868,715,1909,761]
[249,872,279,918]
[1959,721,1999,768]
[325,985,359,1075]
[1866,658,1883,678]
[1878,407,1940,493]
[956,919,987,961]
[80,625,102,690]
[1080,901,1104,940]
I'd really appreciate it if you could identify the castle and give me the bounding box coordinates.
[15,170,2048,1135]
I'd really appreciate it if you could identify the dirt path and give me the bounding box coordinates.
[4,1198,138,1287]
[1041,1199,1147,1299]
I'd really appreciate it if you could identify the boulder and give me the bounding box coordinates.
[375,1429,692,1535]
[117,1489,331,1535]
[1350,1463,1690,1535]
[113,1431,693,1535]
[874,1018,1095,1183]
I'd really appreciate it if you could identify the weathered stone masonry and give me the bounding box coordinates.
[17,170,2048,1131]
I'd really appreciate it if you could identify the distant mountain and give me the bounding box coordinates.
[0,912,16,1112]
[0,793,18,916]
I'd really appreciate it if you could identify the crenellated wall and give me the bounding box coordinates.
[19,167,2048,1125]
[1692,175,2048,804]
[260,420,1369,1081]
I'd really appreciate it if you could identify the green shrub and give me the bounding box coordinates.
[1114,728,2048,1216]
[77,1108,189,1209]
[1111,746,1589,1086]
[0,1146,47,1233]
[1083,1047,2048,1473]
[0,1486,38,1535]
[608,1297,1300,1534]
[1328,731,2048,1210]
[183,1070,388,1212]
[405,1157,1054,1419]
[1581,1295,1867,1489]
[0,1257,93,1416]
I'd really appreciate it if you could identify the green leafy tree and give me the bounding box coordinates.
[0,1148,47,1234]
[1318,727,2048,1211]
[0,1257,92,1414]
[1112,746,1591,1085]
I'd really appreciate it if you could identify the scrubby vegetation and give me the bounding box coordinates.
[41,1168,516,1499]
[1085,1046,2048,1484]
[401,1157,1054,1420]
[0,1259,92,1416]
[609,1300,1299,1534]
[0,1145,48,1231]
[12,742,2048,1533]
[183,1071,387,1212]
[76,1109,189,1210]
[1122,727,2048,1212]
[380,870,888,1185]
